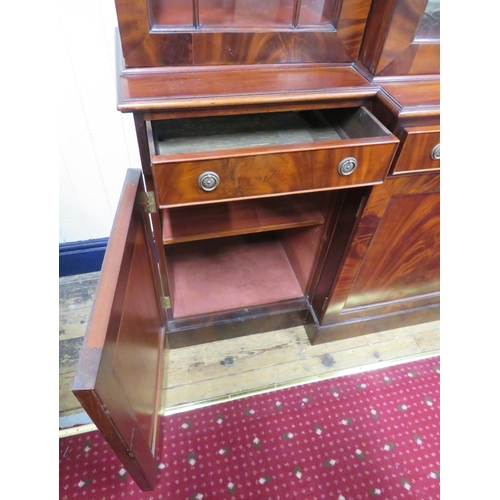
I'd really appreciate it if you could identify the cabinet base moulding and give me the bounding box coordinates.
[306,304,440,345]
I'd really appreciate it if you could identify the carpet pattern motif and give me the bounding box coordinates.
[59,356,440,499]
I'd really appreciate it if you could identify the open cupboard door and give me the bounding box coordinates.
[72,169,167,491]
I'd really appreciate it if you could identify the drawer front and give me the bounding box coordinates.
[152,141,398,207]
[391,125,440,175]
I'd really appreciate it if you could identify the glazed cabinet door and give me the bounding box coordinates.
[115,0,373,66]
[313,172,439,342]
[359,0,440,76]
[72,169,167,491]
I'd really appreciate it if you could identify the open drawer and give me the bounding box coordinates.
[148,107,399,208]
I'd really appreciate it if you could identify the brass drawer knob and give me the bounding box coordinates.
[431,144,440,160]
[198,171,220,192]
[338,157,358,176]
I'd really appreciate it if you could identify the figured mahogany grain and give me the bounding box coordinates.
[378,43,440,76]
[343,192,439,308]
[358,0,439,77]
[321,173,440,325]
[115,0,193,66]
[152,140,397,207]
[391,125,440,175]
[115,0,372,68]
[192,30,350,65]
[336,0,373,59]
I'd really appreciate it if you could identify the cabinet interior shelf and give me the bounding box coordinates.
[161,194,326,244]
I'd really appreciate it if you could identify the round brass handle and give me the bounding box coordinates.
[431,144,440,160]
[198,171,220,192]
[338,157,358,176]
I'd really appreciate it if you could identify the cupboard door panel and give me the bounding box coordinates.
[321,173,439,326]
[343,191,439,308]
[72,169,166,491]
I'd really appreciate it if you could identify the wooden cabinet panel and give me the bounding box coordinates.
[310,173,440,343]
[391,125,440,175]
[358,0,440,77]
[72,169,166,491]
[152,141,397,207]
[115,0,372,67]
[149,107,398,207]
[343,189,439,308]
[160,194,327,244]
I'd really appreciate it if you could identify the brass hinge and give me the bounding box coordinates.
[163,296,172,309]
[140,191,157,213]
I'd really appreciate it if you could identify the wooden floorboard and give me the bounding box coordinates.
[59,272,440,429]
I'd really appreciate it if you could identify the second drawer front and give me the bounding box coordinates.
[153,142,397,207]
[392,125,440,175]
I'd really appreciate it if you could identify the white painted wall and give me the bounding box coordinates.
[59,0,141,243]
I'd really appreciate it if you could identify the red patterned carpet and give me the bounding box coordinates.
[59,355,440,499]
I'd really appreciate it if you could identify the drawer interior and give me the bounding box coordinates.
[151,107,392,157]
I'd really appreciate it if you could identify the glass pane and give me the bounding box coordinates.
[299,0,336,26]
[150,0,193,27]
[415,0,440,40]
[199,0,295,27]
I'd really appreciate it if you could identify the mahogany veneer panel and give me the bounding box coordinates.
[379,81,440,118]
[153,140,396,207]
[343,192,440,309]
[378,44,439,76]
[374,80,440,132]
[161,195,326,244]
[117,65,377,112]
[321,173,440,326]
[358,0,439,77]
[166,235,304,318]
[391,125,440,175]
[115,0,371,68]
[191,31,350,65]
[150,108,398,207]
